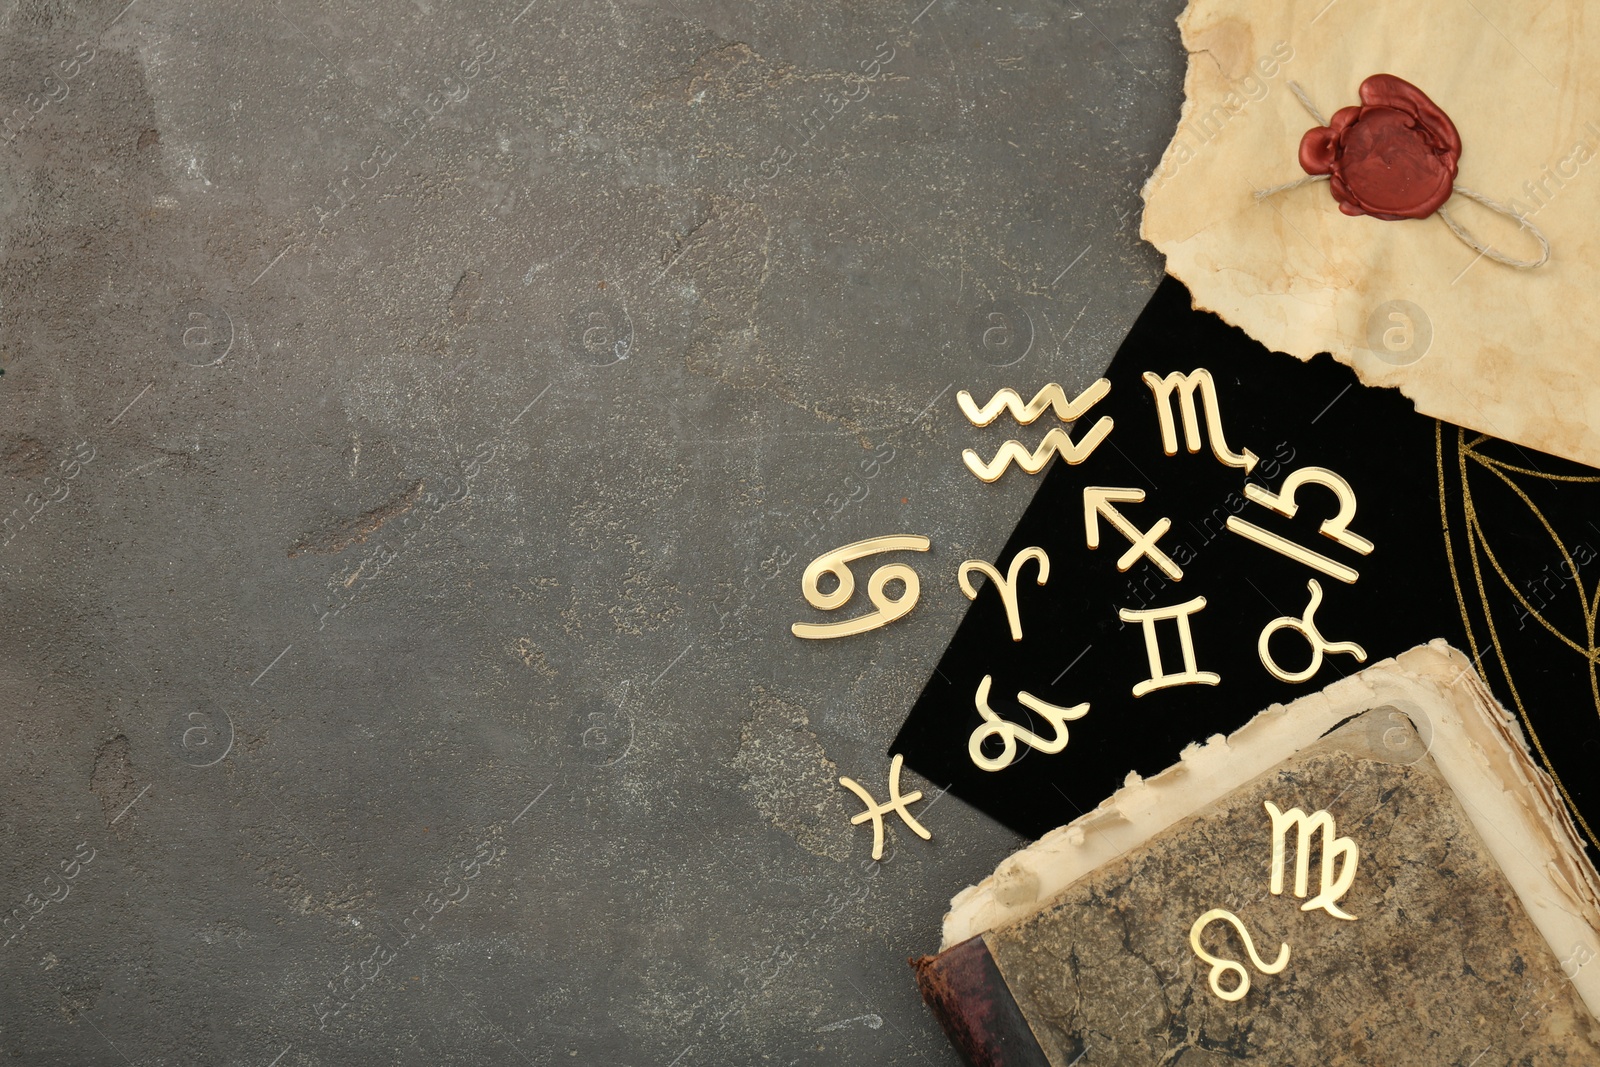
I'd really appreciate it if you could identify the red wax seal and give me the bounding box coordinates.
[1298,74,1461,221]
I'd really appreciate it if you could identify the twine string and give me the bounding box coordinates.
[1255,81,1551,269]
[1255,173,1328,199]
[1288,81,1329,126]
[1437,187,1552,268]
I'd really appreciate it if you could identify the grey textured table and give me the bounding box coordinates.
[0,0,1182,1062]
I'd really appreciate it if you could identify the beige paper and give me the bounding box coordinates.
[1140,0,1600,469]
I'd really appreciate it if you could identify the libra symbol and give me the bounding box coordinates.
[838,754,932,860]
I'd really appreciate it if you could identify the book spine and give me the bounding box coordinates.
[911,935,1052,1067]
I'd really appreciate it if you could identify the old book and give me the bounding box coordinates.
[914,642,1600,1066]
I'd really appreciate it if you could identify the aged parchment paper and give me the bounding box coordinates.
[1141,0,1600,468]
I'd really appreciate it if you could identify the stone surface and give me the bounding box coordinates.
[985,711,1600,1065]
[0,0,1186,1063]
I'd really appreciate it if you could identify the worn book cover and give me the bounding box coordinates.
[914,643,1600,1066]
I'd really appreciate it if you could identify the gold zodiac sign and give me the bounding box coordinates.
[790,535,931,640]
[1143,368,1258,473]
[957,380,1110,426]
[967,674,1089,772]
[1258,580,1367,684]
[959,381,1114,482]
[963,427,1115,482]
[1189,909,1290,1002]
[959,547,1049,641]
[1265,801,1360,920]
[1084,486,1183,580]
[1245,466,1374,553]
[838,754,932,860]
[1227,466,1374,585]
[1117,596,1219,696]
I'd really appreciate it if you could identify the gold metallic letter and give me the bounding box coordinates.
[1143,368,1258,473]
[1258,580,1367,684]
[1117,596,1219,697]
[967,674,1089,772]
[791,535,930,639]
[1265,801,1360,920]
[1189,909,1290,1002]
[959,547,1049,641]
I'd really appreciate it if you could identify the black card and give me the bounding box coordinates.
[892,276,1600,856]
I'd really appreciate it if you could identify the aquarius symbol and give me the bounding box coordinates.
[959,380,1114,482]
[838,754,932,860]
[957,380,1110,426]
[967,675,1089,772]
[1257,580,1367,684]
[962,425,1114,482]
[1189,909,1290,1002]
[959,547,1049,641]
[790,535,930,639]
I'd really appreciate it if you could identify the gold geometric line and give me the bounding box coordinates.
[1462,466,1594,660]
[1466,448,1600,485]
[1463,505,1593,661]
[1465,510,1599,844]
[1444,424,1600,848]
[1454,426,1600,845]
[1444,424,1600,849]
[1438,421,1480,665]
[1469,450,1600,649]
